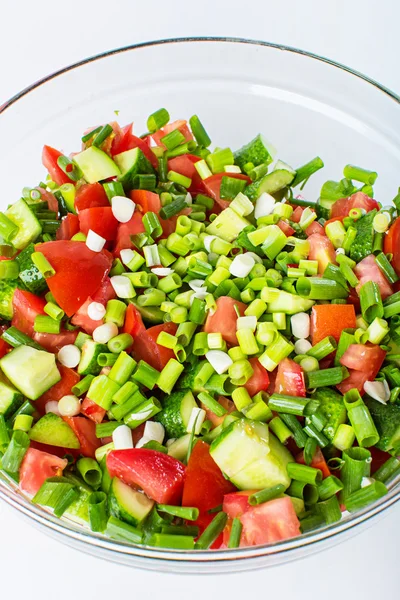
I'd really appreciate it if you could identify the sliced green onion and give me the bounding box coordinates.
[344,388,379,447]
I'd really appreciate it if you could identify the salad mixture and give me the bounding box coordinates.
[0,110,400,551]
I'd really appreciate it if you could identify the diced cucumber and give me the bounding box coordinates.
[274,160,296,176]
[0,345,61,400]
[73,146,121,184]
[154,390,197,438]
[29,413,80,448]
[231,433,293,490]
[63,488,90,525]
[167,433,192,461]
[78,341,108,376]
[365,399,400,455]
[205,208,252,242]
[245,169,295,201]
[15,242,47,294]
[5,199,42,250]
[114,147,155,190]
[349,209,377,263]
[210,418,270,478]
[233,134,276,171]
[0,372,24,419]
[109,477,154,526]
[0,279,19,320]
[311,388,347,441]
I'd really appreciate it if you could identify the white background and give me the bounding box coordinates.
[1,1,399,597]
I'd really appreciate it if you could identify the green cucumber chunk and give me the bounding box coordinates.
[73,146,121,184]
[311,387,347,441]
[365,399,400,455]
[78,341,108,376]
[114,147,155,191]
[0,279,19,320]
[109,477,154,526]
[154,389,197,438]
[15,242,47,294]
[349,209,377,263]
[5,199,42,250]
[245,169,295,201]
[0,372,24,418]
[233,134,276,170]
[29,413,80,449]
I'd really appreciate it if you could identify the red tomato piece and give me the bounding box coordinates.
[152,120,193,149]
[74,183,110,212]
[203,173,252,211]
[274,358,306,397]
[310,304,357,345]
[81,397,106,424]
[331,192,379,219]
[130,190,161,214]
[354,254,393,300]
[35,365,80,415]
[296,447,331,479]
[338,343,386,394]
[63,416,100,458]
[277,220,295,236]
[71,277,116,334]
[201,396,235,428]
[384,217,400,277]
[244,358,270,397]
[223,490,255,519]
[42,145,73,187]
[240,497,301,547]
[36,241,112,316]
[306,221,324,236]
[0,338,8,359]
[19,448,68,495]
[308,233,337,274]
[123,304,146,338]
[182,440,235,528]
[204,296,246,347]
[56,214,80,240]
[11,289,46,337]
[112,124,158,168]
[33,329,78,353]
[107,448,186,504]
[167,154,206,195]
[37,187,59,215]
[113,211,146,257]
[132,322,178,371]
[291,206,303,223]
[78,207,119,241]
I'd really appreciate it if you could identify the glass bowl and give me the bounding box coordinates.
[1,37,400,573]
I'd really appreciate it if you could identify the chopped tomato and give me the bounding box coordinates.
[74,183,110,212]
[152,119,193,149]
[11,289,46,337]
[223,490,255,519]
[331,192,379,218]
[182,441,235,528]
[63,416,100,458]
[81,397,106,424]
[33,330,78,353]
[310,304,357,345]
[132,322,178,371]
[56,214,80,240]
[78,207,119,241]
[306,221,324,236]
[308,233,337,274]
[384,216,400,276]
[36,241,112,316]
[0,338,8,359]
[107,448,186,504]
[111,123,158,168]
[123,303,146,338]
[130,190,161,214]
[113,211,146,257]
[274,358,306,397]
[35,365,80,415]
[200,396,235,428]
[37,187,59,215]
[354,254,393,300]
[338,343,386,394]
[42,145,73,187]
[370,447,393,474]
[19,448,68,495]
[71,278,116,334]
[203,173,251,211]
[277,220,295,236]
[244,358,270,397]
[204,296,246,346]
[167,154,206,195]
[296,447,331,479]
[291,206,303,223]
[240,497,301,547]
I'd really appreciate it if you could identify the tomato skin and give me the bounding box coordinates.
[203,173,252,211]
[63,416,100,458]
[111,124,158,168]
[338,343,386,394]
[42,145,73,187]
[331,192,379,218]
[201,396,235,428]
[310,304,357,345]
[167,154,206,195]
[11,289,46,337]
[56,214,80,240]
[204,296,246,346]
[308,233,337,274]
[36,241,112,316]
[291,206,303,223]
[81,397,106,424]
[0,338,8,359]
[33,330,78,353]
[35,365,80,415]
[244,358,270,397]
[19,448,68,495]
[182,441,235,529]
[240,497,301,547]
[130,190,161,214]
[354,254,393,300]
[306,221,324,236]
[132,323,178,371]
[113,212,146,257]
[107,448,186,504]
[223,490,255,519]
[37,187,59,215]
[71,277,116,334]
[274,358,306,397]
[78,207,119,241]
[123,304,146,338]
[384,217,400,276]
[152,120,193,149]
[74,183,109,212]
[296,447,331,479]
[277,220,295,236]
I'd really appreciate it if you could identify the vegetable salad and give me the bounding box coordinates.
[0,109,400,550]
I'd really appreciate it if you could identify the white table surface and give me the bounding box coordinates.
[1,1,399,597]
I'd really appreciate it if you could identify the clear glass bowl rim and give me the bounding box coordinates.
[0,36,399,566]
